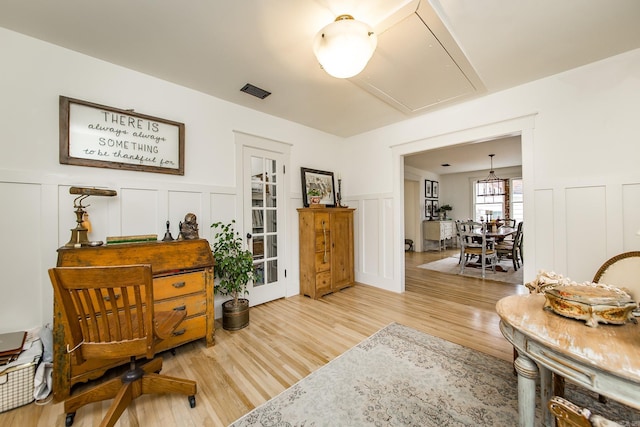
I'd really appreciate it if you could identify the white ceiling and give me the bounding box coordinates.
[1,0,639,172]
[404,135,522,175]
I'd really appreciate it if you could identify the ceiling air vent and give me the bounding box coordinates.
[240,83,271,99]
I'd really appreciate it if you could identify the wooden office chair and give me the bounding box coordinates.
[49,265,197,427]
[459,220,497,278]
[548,396,623,427]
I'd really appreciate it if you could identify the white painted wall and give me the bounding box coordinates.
[346,48,640,292]
[0,28,346,333]
[2,25,640,333]
[439,165,523,222]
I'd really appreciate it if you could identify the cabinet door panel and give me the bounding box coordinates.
[331,212,354,289]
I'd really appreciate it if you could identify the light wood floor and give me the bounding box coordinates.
[2,249,527,426]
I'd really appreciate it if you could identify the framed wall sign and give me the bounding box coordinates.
[425,179,432,198]
[59,96,185,175]
[300,167,336,207]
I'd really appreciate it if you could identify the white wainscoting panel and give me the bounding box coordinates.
[566,186,606,281]
[382,197,394,280]
[169,190,204,238]
[362,198,380,276]
[120,188,159,236]
[349,198,360,283]
[0,182,43,333]
[352,196,396,291]
[622,183,640,252]
[533,189,555,273]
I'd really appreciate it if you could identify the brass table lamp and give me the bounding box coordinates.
[64,187,117,248]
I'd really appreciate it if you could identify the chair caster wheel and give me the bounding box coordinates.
[65,413,75,427]
[189,395,196,408]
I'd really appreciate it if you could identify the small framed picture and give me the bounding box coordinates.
[431,200,439,217]
[425,200,431,219]
[431,181,439,198]
[425,180,432,198]
[300,167,336,207]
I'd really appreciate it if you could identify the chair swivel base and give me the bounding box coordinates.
[64,357,196,427]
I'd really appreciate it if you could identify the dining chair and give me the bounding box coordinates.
[592,251,640,300]
[456,220,480,264]
[459,220,497,278]
[502,218,516,228]
[49,264,197,427]
[496,221,523,271]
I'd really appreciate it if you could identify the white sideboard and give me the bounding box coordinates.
[423,220,455,251]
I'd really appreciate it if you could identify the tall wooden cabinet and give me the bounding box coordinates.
[52,239,215,401]
[298,207,355,299]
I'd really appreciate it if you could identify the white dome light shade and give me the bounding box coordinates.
[313,15,377,79]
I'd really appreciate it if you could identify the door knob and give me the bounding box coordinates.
[246,233,252,239]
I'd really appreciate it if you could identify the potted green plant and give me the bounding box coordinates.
[307,188,322,205]
[438,204,453,220]
[210,220,255,330]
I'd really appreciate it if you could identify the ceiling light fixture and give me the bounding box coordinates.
[313,14,377,79]
[477,154,505,196]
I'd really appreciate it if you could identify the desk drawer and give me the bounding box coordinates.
[154,271,205,300]
[315,231,330,252]
[314,213,330,231]
[315,252,330,272]
[155,315,206,352]
[154,293,206,318]
[525,338,596,387]
[315,271,332,295]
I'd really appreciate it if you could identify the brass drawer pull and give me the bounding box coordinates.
[322,220,328,263]
[172,328,186,336]
[172,281,186,288]
[173,305,186,311]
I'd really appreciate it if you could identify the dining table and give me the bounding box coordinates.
[464,225,516,272]
[497,294,640,427]
[486,225,516,241]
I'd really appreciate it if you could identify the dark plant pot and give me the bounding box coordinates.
[222,298,249,331]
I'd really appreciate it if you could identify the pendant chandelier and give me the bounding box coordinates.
[477,154,505,196]
[313,14,377,79]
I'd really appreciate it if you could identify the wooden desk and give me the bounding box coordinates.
[497,294,640,427]
[53,239,215,401]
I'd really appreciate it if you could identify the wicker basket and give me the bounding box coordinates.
[0,359,38,413]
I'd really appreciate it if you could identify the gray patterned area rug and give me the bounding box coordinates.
[229,323,639,427]
[418,256,523,285]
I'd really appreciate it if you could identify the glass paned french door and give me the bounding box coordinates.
[243,147,285,305]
